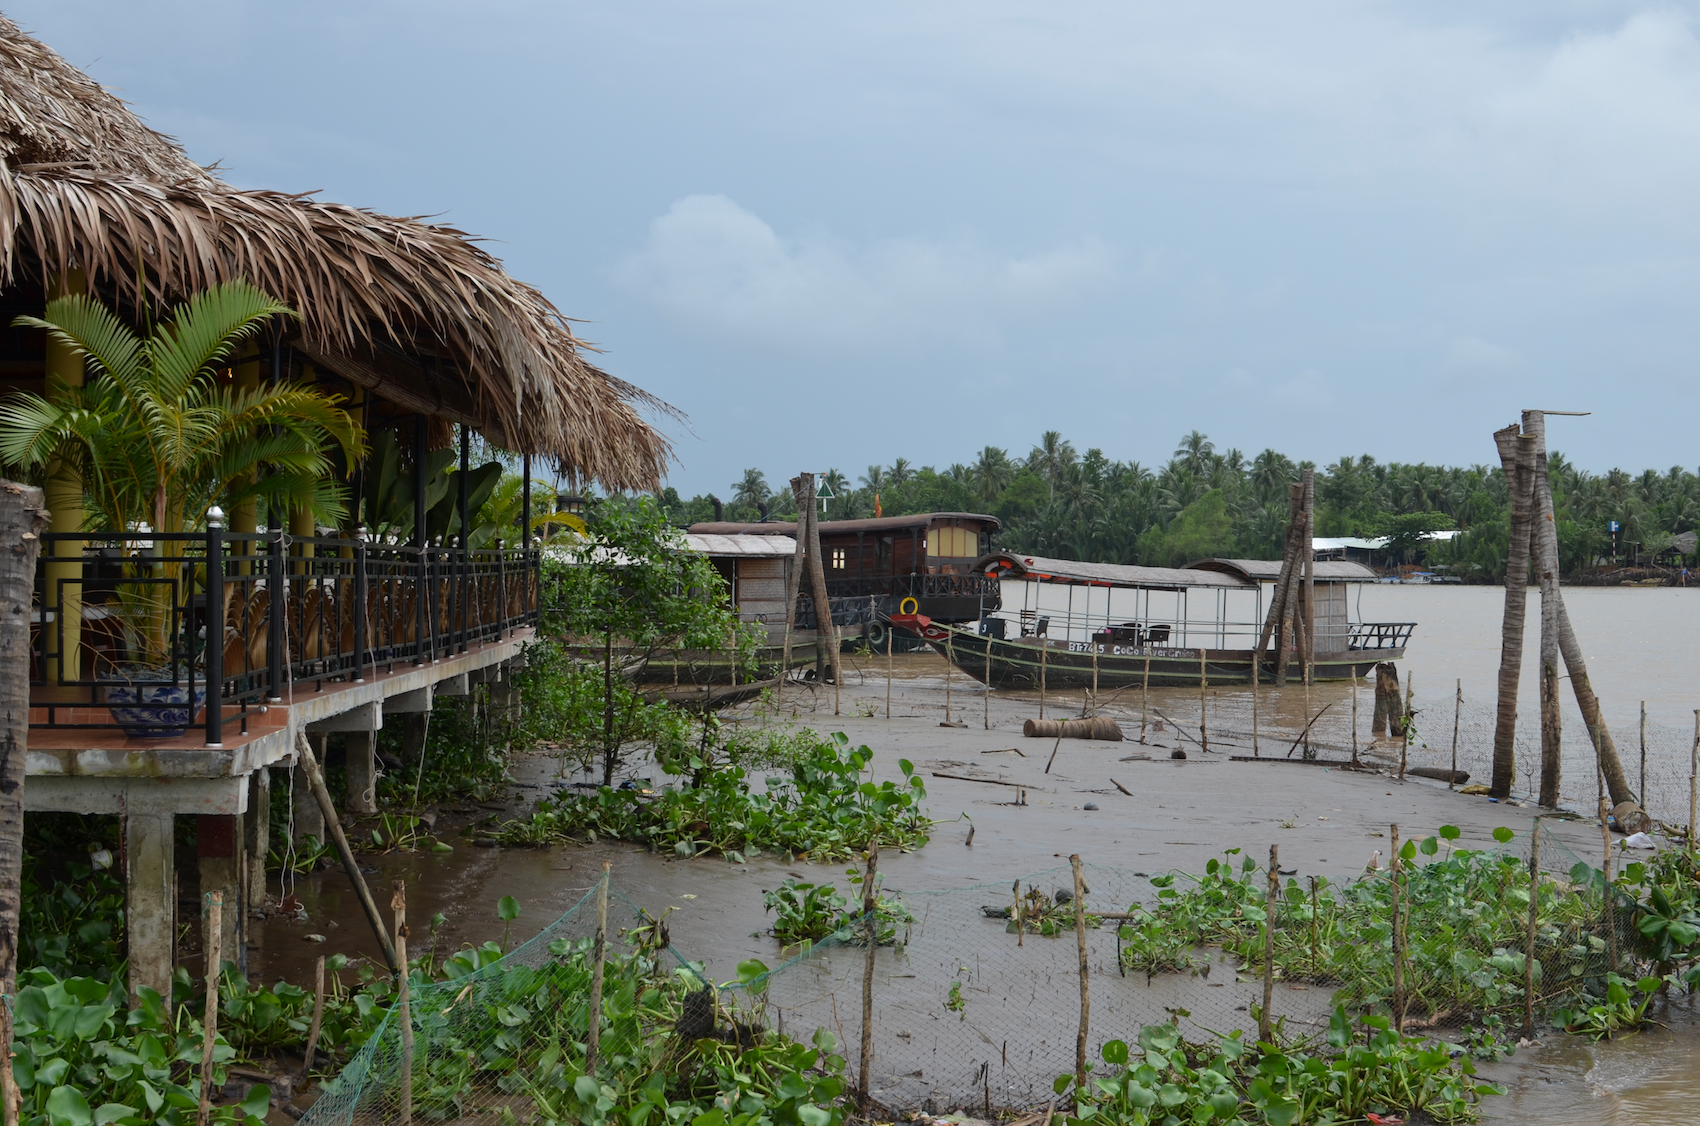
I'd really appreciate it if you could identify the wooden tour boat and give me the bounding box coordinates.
[888,552,1414,690]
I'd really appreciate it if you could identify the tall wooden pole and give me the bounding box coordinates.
[0,483,46,1126]
[1070,854,1089,1093]
[198,892,222,1126]
[780,476,808,714]
[1260,844,1277,1042]
[858,841,879,1107]
[1526,412,1563,806]
[1300,469,1315,682]
[392,883,412,1126]
[586,861,611,1072]
[1491,424,1535,798]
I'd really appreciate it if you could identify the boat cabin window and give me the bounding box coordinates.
[875,537,893,572]
[831,548,846,570]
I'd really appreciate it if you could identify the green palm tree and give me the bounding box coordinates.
[971,445,1014,501]
[0,281,363,537]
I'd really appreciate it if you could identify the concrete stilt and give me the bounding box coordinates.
[125,810,176,1003]
[246,768,271,910]
[292,738,326,845]
[197,814,242,973]
[346,731,378,814]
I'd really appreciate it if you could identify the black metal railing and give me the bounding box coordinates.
[820,573,1000,602]
[30,525,540,741]
[1348,621,1417,651]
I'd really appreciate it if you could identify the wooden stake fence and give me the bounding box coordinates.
[1071,854,1089,1094]
[586,861,611,1073]
[198,892,223,1126]
[859,841,879,1108]
[1260,845,1277,1042]
[1524,819,1540,1037]
[393,884,412,1126]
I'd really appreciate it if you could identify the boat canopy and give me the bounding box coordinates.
[974,552,1255,591]
[683,533,798,557]
[1188,558,1379,583]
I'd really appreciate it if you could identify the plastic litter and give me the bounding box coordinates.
[1623,832,1656,850]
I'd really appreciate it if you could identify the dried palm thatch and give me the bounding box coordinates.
[0,15,672,492]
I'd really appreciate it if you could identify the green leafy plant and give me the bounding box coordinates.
[763,880,849,946]
[497,732,931,862]
[1552,973,1662,1040]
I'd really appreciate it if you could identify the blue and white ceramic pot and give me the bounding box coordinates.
[100,666,206,738]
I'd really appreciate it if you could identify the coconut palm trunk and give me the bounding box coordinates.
[1491,424,1535,797]
[1524,413,1564,807]
[0,482,48,1103]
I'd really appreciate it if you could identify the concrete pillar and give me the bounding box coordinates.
[245,768,271,909]
[292,736,326,844]
[490,679,520,725]
[125,810,176,1003]
[346,731,378,814]
[197,814,242,972]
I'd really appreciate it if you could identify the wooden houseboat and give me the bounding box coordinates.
[687,512,1002,646]
[888,552,1414,689]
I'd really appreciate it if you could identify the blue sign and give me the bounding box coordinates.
[1608,520,1620,532]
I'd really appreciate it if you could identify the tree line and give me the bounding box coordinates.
[656,430,1700,581]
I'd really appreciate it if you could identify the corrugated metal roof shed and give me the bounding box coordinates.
[683,533,798,557]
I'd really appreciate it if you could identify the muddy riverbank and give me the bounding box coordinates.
[250,655,1700,1121]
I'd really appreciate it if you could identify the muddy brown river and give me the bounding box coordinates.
[252,585,1700,1121]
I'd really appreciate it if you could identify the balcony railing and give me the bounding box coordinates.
[31,527,540,742]
[1348,621,1417,651]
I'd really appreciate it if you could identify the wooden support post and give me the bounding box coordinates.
[945,634,953,724]
[1691,711,1699,854]
[302,954,326,1079]
[1308,875,1319,977]
[886,624,893,720]
[198,891,223,1126]
[798,475,841,690]
[1012,878,1023,947]
[985,633,993,730]
[1260,845,1277,1043]
[587,861,611,1073]
[1070,854,1089,1094]
[1040,638,1048,720]
[1350,672,1358,766]
[1524,819,1540,1037]
[780,478,808,716]
[393,884,412,1126]
[859,840,879,1107]
[0,483,45,1126]
[1390,824,1404,1035]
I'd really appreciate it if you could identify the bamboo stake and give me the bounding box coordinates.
[301,955,326,1080]
[779,477,808,716]
[295,733,398,973]
[393,883,412,1126]
[945,633,953,723]
[1199,648,1209,754]
[1091,638,1099,718]
[1252,650,1260,757]
[1391,824,1404,1035]
[1691,711,1699,854]
[587,861,611,1073]
[1071,854,1089,1093]
[1399,674,1412,782]
[1260,845,1277,1042]
[198,892,222,1126]
[985,633,993,730]
[1140,656,1151,744]
[1350,671,1358,766]
[1640,701,1647,809]
[1308,875,1318,977]
[1013,879,1023,947]
[1524,818,1540,1037]
[1450,679,1462,791]
[886,624,893,720]
[1600,789,1616,972]
[1040,637,1048,720]
[834,626,841,716]
[859,840,879,1107]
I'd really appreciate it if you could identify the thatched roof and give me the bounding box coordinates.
[0,15,671,491]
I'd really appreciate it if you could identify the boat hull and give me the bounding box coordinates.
[901,623,1402,689]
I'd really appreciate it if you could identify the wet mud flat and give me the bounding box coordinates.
[252,655,1700,1120]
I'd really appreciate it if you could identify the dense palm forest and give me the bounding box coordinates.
[657,431,1700,581]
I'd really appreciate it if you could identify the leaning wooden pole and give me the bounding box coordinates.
[799,475,842,690]
[1490,423,1535,798]
[0,483,46,1126]
[296,733,399,972]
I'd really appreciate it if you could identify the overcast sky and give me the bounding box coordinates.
[11,2,1700,494]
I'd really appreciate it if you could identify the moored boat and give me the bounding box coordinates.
[888,553,1414,689]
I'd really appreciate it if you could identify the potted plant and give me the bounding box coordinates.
[0,282,364,735]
